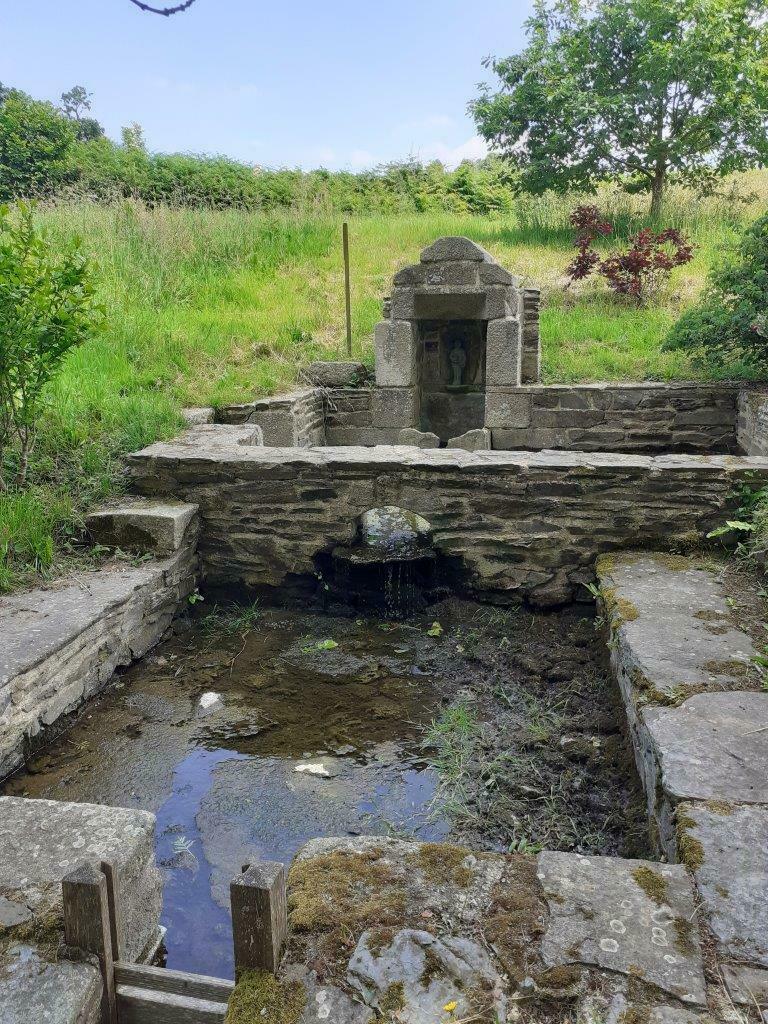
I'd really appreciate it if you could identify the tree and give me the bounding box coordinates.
[470,0,768,217]
[60,85,104,143]
[0,92,75,200]
[0,203,103,489]
[664,212,768,366]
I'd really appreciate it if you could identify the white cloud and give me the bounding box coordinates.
[416,135,489,168]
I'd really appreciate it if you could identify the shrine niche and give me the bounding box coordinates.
[372,236,541,445]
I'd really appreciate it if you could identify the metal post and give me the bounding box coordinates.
[230,862,288,976]
[343,222,352,357]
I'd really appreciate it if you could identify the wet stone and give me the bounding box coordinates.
[538,851,707,1006]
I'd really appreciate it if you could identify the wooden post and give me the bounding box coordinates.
[342,221,353,357]
[62,862,117,1024]
[230,862,287,976]
[100,859,124,963]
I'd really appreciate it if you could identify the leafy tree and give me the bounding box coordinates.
[471,0,768,217]
[121,122,147,153]
[0,203,103,489]
[0,92,75,200]
[664,212,768,366]
[60,85,104,142]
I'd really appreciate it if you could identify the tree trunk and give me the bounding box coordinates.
[650,165,666,220]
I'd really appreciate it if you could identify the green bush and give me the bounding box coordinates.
[0,201,103,489]
[664,212,768,365]
[0,91,75,200]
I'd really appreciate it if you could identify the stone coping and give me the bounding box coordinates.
[596,553,768,982]
[129,426,768,473]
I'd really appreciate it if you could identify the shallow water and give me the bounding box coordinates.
[4,610,450,977]
[4,600,648,979]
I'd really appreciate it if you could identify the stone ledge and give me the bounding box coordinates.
[86,499,198,555]
[0,544,197,778]
[0,946,101,1024]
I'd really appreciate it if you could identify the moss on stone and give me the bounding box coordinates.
[408,843,474,888]
[484,855,546,984]
[631,866,668,906]
[379,981,405,1017]
[601,587,640,627]
[618,1005,652,1024]
[675,810,705,872]
[531,963,583,992]
[673,915,697,955]
[705,800,734,815]
[224,971,306,1024]
[703,659,749,678]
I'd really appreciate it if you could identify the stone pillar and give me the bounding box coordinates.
[521,288,541,384]
[485,317,522,388]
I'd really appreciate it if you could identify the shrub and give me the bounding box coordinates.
[0,92,75,200]
[664,212,768,366]
[566,205,694,302]
[0,202,103,489]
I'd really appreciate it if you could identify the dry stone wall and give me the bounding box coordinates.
[219,387,325,447]
[127,429,768,607]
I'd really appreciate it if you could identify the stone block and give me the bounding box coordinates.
[370,387,418,429]
[486,317,522,387]
[677,802,768,968]
[390,287,416,320]
[419,236,492,262]
[86,500,198,555]
[485,389,531,429]
[374,320,419,388]
[721,964,768,1007]
[484,285,514,320]
[305,361,368,388]
[181,406,214,425]
[422,261,480,287]
[538,851,707,1006]
[447,428,492,451]
[325,427,401,446]
[479,262,518,286]
[398,428,440,448]
[0,796,163,963]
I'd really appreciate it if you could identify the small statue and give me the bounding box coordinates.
[448,338,467,388]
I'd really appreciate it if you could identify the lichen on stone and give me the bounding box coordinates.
[224,971,306,1024]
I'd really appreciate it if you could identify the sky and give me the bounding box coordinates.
[0,0,534,171]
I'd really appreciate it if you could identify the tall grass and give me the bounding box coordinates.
[2,171,766,591]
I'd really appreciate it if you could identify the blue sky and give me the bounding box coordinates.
[0,0,533,170]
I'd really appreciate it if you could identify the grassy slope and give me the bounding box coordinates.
[3,173,766,590]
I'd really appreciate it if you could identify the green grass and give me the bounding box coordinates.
[2,171,767,591]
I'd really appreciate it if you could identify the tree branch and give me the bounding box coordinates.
[128,0,198,14]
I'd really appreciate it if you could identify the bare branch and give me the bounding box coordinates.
[128,0,198,15]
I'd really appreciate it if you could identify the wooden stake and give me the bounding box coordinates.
[62,862,118,1024]
[230,862,288,976]
[343,222,353,357]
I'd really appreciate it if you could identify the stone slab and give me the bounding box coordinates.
[486,317,522,387]
[0,944,101,1024]
[597,554,758,704]
[86,500,198,555]
[677,801,768,969]
[370,387,418,429]
[0,544,197,778]
[0,796,162,962]
[485,389,532,429]
[721,963,768,1006]
[538,851,707,1006]
[644,691,768,805]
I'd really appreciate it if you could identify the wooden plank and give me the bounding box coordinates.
[117,984,228,1024]
[230,861,287,975]
[100,859,124,962]
[62,862,118,1024]
[114,962,233,1003]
